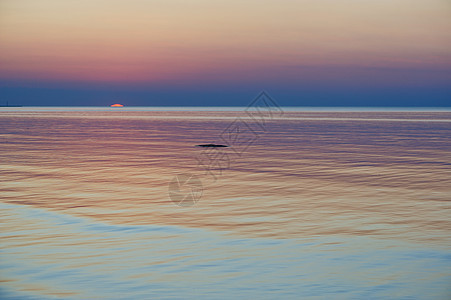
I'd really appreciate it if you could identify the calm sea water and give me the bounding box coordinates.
[1,107,450,299]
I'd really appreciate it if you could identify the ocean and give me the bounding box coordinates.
[1,107,450,299]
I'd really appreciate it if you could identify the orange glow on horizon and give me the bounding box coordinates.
[0,0,450,84]
[110,104,124,107]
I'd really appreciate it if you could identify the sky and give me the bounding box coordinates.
[0,0,450,106]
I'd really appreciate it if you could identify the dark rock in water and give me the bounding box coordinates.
[196,144,228,148]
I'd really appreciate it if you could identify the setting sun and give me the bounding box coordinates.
[110,104,124,107]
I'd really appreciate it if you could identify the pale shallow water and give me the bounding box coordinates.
[1,108,450,299]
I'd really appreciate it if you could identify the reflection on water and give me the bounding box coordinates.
[1,109,450,299]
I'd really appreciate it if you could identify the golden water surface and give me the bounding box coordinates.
[1,108,450,299]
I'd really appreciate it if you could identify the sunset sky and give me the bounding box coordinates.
[0,0,450,106]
